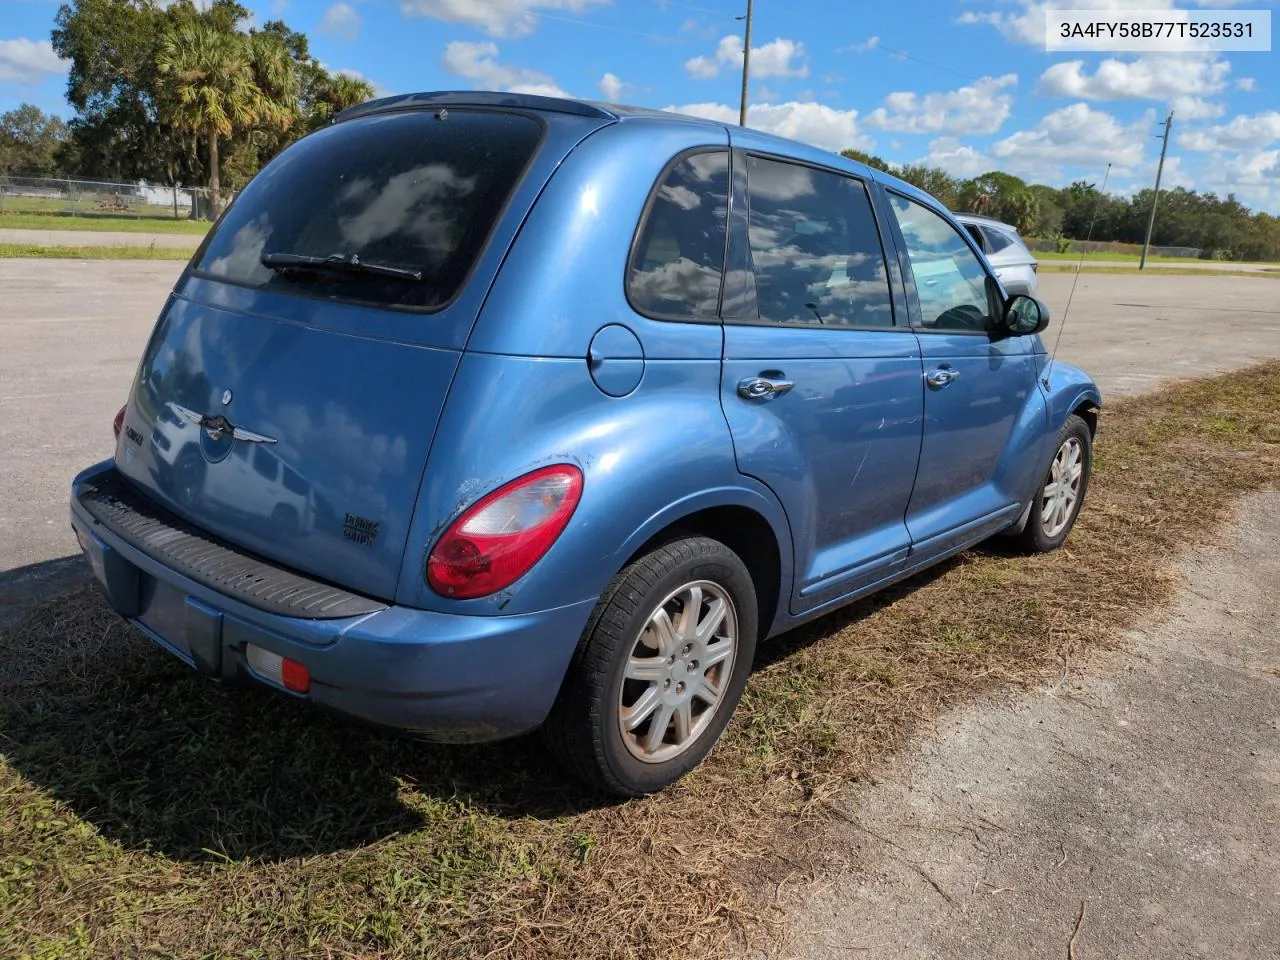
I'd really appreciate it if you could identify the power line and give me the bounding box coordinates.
[656,0,737,15]
[866,42,983,84]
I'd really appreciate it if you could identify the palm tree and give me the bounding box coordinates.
[308,72,376,130]
[328,74,376,113]
[157,23,290,215]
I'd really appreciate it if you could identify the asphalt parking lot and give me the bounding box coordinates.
[2,260,1278,585]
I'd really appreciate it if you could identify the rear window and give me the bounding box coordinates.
[627,150,729,321]
[194,109,542,310]
[982,226,1015,253]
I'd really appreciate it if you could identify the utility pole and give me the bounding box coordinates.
[1139,110,1174,271]
[737,0,754,126]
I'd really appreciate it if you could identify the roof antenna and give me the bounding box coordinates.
[1042,161,1111,389]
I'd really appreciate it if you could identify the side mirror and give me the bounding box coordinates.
[1002,295,1050,336]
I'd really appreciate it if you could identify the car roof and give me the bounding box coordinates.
[954,213,1019,231]
[334,90,943,211]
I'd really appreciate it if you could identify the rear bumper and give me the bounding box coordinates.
[70,461,594,742]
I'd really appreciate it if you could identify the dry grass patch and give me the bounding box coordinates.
[3,365,1279,959]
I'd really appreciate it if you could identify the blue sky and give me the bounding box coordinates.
[2,0,1278,211]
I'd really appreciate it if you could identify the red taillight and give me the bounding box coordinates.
[280,658,312,694]
[427,465,583,599]
[112,405,126,440]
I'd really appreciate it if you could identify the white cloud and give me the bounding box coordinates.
[668,100,872,153]
[0,38,66,85]
[991,103,1148,177]
[1037,54,1229,102]
[849,36,879,53]
[684,35,808,80]
[318,2,362,41]
[866,74,1017,136]
[685,55,720,80]
[756,85,780,103]
[1140,154,1195,191]
[597,72,626,101]
[1179,111,1280,151]
[399,0,610,38]
[1197,147,1280,211]
[441,41,569,98]
[1235,77,1255,91]
[1169,96,1226,120]
[914,136,995,179]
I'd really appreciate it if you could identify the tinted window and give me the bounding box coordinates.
[628,151,729,320]
[745,156,893,328]
[982,226,1014,253]
[890,194,994,332]
[195,109,541,310]
[962,223,986,250]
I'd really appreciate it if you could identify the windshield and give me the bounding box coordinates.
[194,108,542,310]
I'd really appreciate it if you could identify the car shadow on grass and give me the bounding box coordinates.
[1,548,974,865]
[0,559,624,865]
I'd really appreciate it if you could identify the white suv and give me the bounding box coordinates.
[954,213,1040,297]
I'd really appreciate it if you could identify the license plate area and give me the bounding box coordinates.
[136,576,225,676]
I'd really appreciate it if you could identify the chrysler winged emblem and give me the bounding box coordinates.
[172,403,277,444]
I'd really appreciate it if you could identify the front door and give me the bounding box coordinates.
[885,192,1042,557]
[719,150,924,614]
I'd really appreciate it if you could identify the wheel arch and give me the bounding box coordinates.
[621,504,784,644]
[610,486,794,643]
[1072,399,1100,437]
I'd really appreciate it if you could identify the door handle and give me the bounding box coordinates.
[925,367,960,388]
[737,375,795,400]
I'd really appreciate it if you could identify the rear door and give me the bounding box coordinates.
[719,151,924,614]
[884,191,1040,557]
[114,106,608,600]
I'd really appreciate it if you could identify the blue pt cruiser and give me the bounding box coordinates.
[71,92,1100,796]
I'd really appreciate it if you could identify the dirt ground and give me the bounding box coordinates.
[772,491,1280,960]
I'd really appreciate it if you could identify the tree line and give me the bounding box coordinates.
[2,0,1276,257]
[1,0,375,215]
[842,149,1280,262]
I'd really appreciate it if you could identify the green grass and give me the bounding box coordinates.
[1034,250,1209,263]
[0,243,194,260]
[1037,263,1280,279]
[1034,249,1277,265]
[2,366,1280,959]
[0,211,211,235]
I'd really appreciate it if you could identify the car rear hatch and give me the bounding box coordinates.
[113,100,612,601]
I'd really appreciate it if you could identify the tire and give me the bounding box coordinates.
[1017,413,1092,553]
[542,536,759,796]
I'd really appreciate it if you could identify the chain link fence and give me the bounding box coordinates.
[0,176,214,221]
